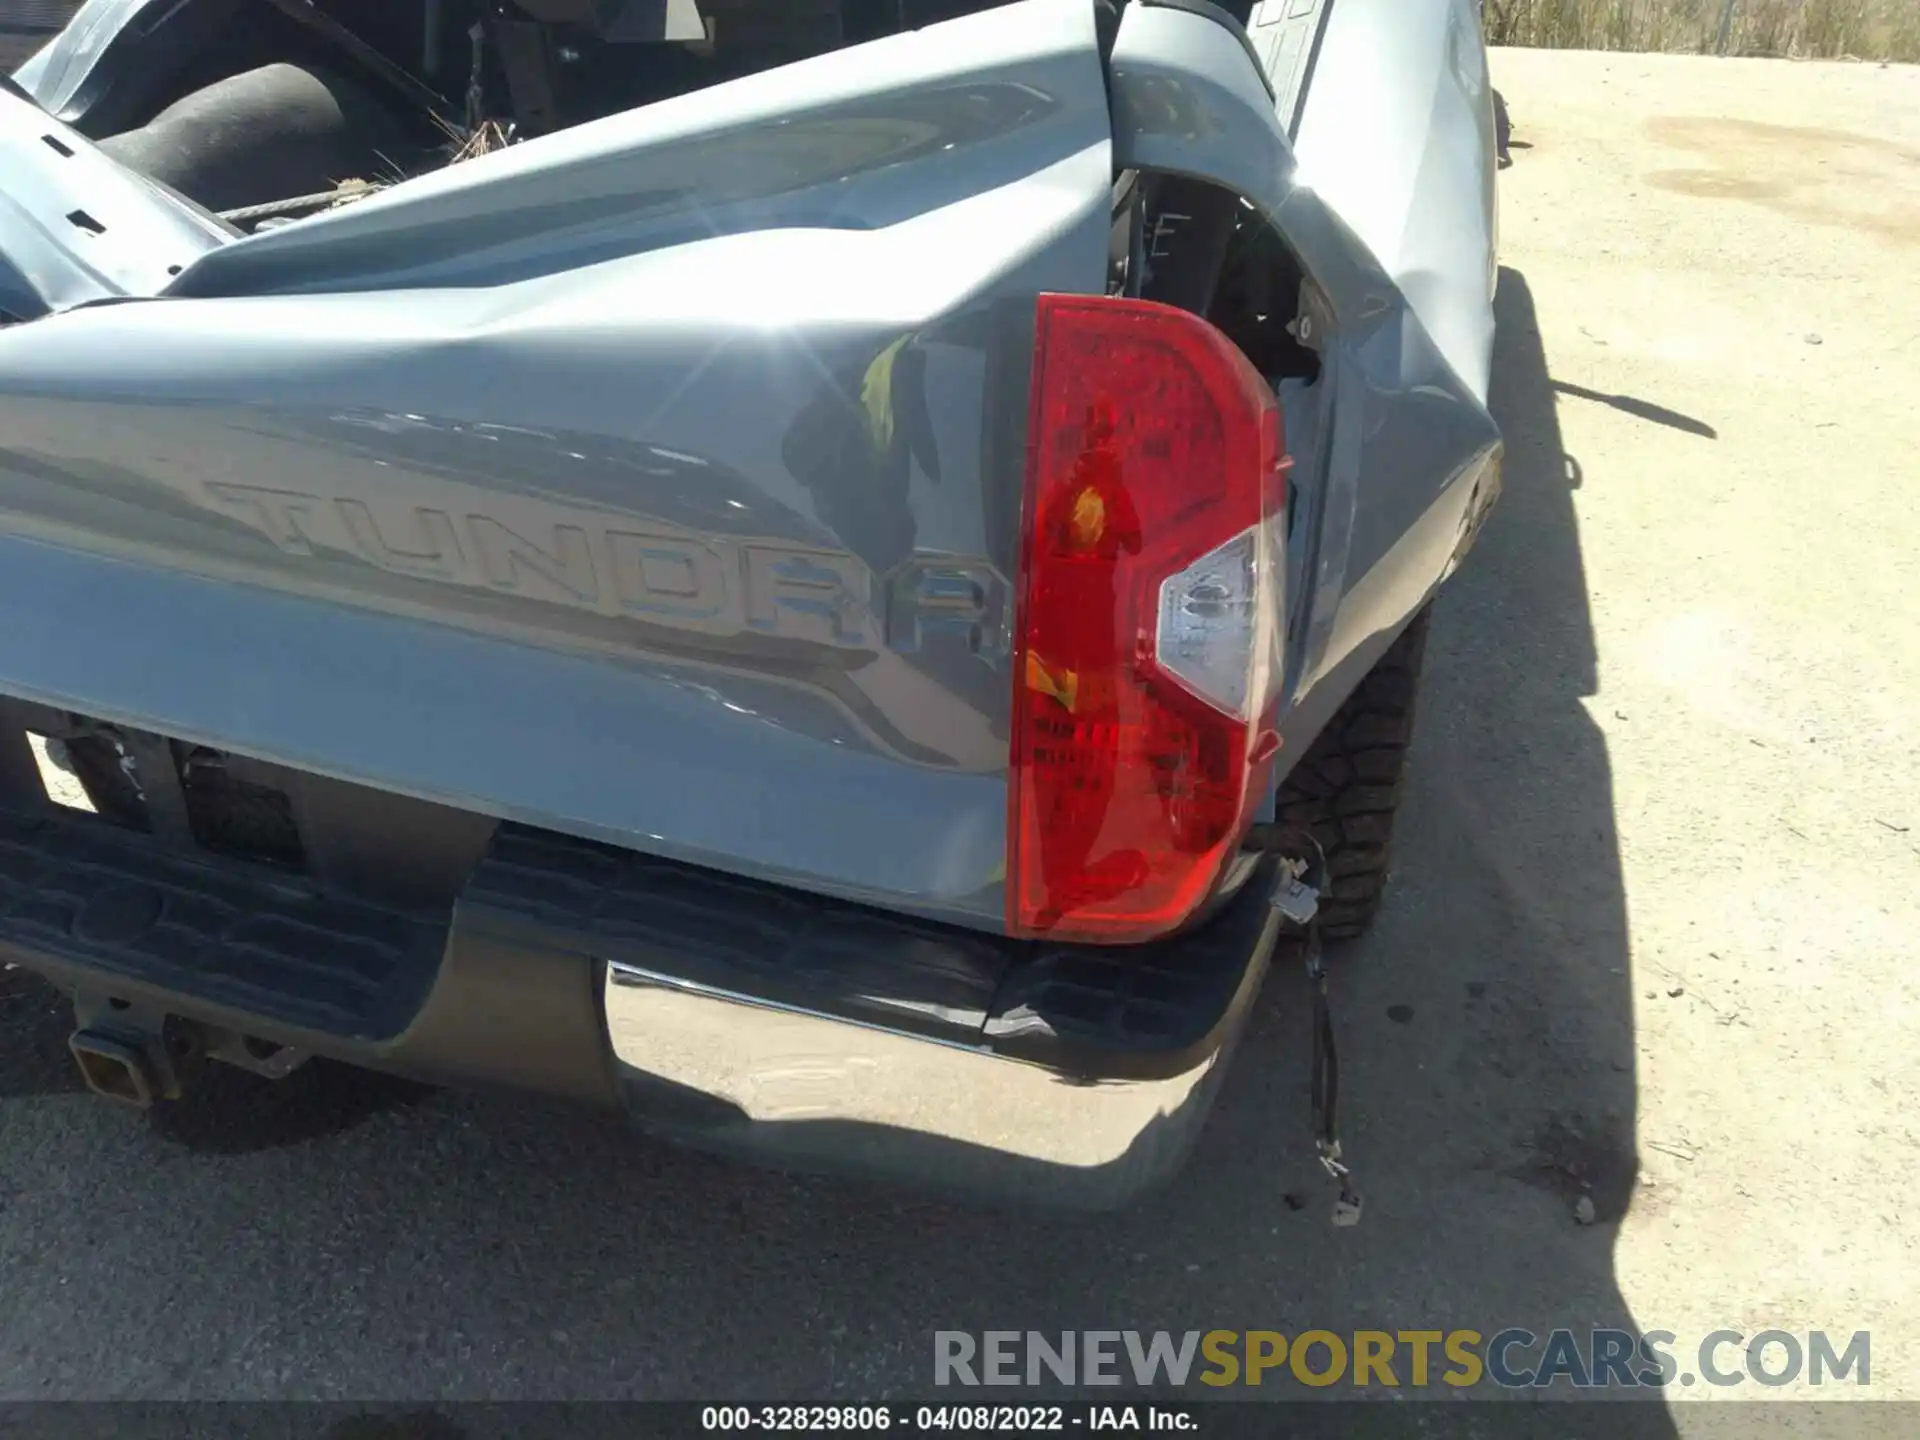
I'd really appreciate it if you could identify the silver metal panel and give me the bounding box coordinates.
[0,81,230,318]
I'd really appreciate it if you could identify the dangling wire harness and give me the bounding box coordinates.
[1268,828,1363,1228]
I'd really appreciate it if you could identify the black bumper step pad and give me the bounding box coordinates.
[0,806,445,1040]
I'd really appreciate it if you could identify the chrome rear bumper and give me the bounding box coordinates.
[597,852,1284,1209]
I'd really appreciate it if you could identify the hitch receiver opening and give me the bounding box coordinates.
[68,1029,163,1108]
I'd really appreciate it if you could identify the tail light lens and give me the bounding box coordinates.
[1007,293,1288,943]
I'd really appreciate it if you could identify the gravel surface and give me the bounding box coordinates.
[1,47,1915,1418]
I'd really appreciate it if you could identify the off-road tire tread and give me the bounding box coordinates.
[1273,604,1431,940]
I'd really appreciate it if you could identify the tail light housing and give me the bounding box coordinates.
[1006,293,1288,943]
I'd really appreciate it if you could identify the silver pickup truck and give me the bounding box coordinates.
[0,0,1501,1206]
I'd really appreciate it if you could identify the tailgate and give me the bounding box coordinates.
[0,0,1115,931]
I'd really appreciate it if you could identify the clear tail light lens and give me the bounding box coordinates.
[1007,293,1288,942]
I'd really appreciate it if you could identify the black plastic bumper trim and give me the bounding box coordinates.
[464,824,1282,1083]
[0,808,1280,1138]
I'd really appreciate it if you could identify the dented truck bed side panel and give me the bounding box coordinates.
[1111,0,1501,755]
[1281,0,1503,726]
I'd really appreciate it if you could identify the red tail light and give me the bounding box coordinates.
[1007,293,1288,943]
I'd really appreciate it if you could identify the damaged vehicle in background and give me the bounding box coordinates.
[0,0,1502,1207]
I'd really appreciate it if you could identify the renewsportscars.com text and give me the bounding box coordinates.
[933,1329,1871,1390]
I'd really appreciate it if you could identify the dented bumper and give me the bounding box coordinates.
[0,780,1283,1207]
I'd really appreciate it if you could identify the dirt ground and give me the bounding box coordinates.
[0,45,1915,1422]
[1481,46,1920,1403]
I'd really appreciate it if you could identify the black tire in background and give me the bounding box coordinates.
[97,61,433,215]
[0,2,81,75]
[1264,603,1432,941]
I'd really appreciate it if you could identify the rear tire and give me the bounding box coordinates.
[1267,604,1432,940]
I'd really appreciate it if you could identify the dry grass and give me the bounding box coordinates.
[1485,0,1920,61]
[441,118,516,166]
[325,119,514,212]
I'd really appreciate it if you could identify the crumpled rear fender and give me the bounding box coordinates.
[1111,0,1502,759]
